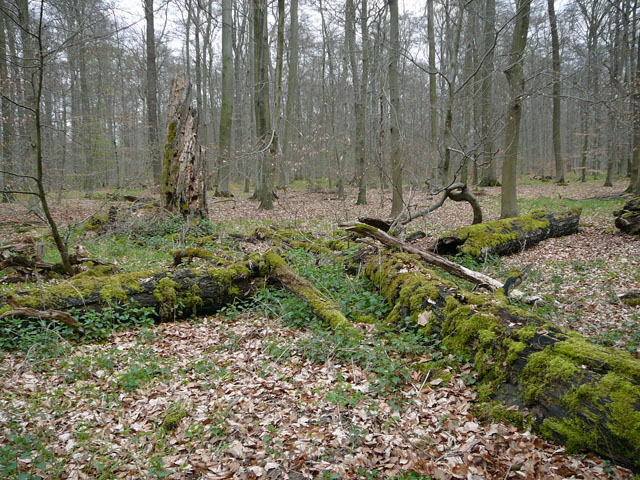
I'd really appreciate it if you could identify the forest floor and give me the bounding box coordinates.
[0,180,639,479]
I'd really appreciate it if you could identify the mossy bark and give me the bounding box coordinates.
[264,250,354,331]
[4,261,260,321]
[364,250,640,471]
[613,197,640,235]
[436,208,582,257]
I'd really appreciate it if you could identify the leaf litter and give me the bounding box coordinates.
[1,181,639,478]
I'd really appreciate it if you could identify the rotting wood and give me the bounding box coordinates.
[340,222,532,300]
[613,197,640,235]
[3,261,261,321]
[264,249,353,331]
[362,250,640,471]
[435,208,582,257]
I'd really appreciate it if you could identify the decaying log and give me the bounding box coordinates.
[613,197,640,235]
[4,261,260,321]
[264,250,353,331]
[435,208,582,257]
[362,251,640,471]
[341,222,531,299]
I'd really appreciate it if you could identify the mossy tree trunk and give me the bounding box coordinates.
[435,208,581,257]
[162,73,209,219]
[363,251,640,471]
[4,262,260,322]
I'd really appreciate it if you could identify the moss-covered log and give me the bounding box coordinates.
[364,251,640,471]
[613,197,640,235]
[264,250,353,331]
[1,261,260,321]
[435,208,582,257]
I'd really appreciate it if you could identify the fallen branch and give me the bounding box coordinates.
[0,306,81,331]
[340,222,530,299]
[264,250,353,331]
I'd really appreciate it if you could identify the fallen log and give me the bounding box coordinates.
[0,305,81,331]
[613,196,640,235]
[362,250,640,471]
[341,222,531,299]
[3,261,260,321]
[435,208,582,257]
[264,250,353,331]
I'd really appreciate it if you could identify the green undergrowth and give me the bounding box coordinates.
[0,302,157,356]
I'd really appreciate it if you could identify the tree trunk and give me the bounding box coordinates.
[389,0,403,217]
[253,0,276,210]
[162,73,209,219]
[478,0,498,187]
[144,0,161,184]
[6,262,259,321]
[281,0,299,189]
[547,0,564,184]
[427,0,439,178]
[361,251,640,471]
[500,0,531,218]
[628,35,640,194]
[0,1,14,203]
[435,208,581,257]
[216,0,234,197]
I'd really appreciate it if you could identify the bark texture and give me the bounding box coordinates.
[363,251,640,471]
[5,262,259,321]
[162,73,209,218]
[613,197,640,235]
[435,208,581,257]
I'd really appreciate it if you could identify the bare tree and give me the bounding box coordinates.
[389,0,403,217]
[548,0,564,184]
[216,0,233,196]
[144,0,160,183]
[501,0,531,218]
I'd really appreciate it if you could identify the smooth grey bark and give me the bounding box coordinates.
[0,3,13,202]
[281,0,299,188]
[346,0,366,205]
[389,0,403,217]
[478,0,498,187]
[440,1,464,186]
[216,0,233,196]
[500,0,531,219]
[629,36,640,194]
[144,0,160,184]
[427,0,439,177]
[548,0,564,184]
[253,0,276,210]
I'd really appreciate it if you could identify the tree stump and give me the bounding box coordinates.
[162,72,208,219]
[613,197,640,235]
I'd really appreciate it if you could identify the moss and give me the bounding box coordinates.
[13,270,154,308]
[521,348,579,404]
[441,211,552,257]
[552,335,640,383]
[162,120,178,188]
[442,306,499,356]
[475,401,531,430]
[161,402,189,432]
[205,262,252,297]
[561,373,640,452]
[0,304,12,316]
[621,296,640,307]
[153,276,179,321]
[504,339,526,365]
[83,213,109,231]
